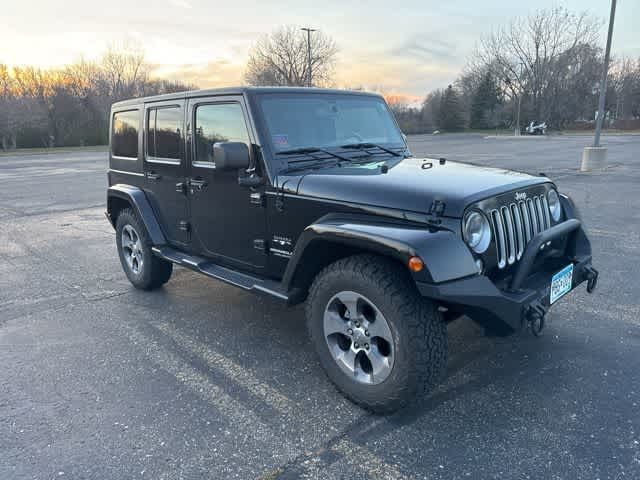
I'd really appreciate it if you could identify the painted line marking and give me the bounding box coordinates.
[152,321,296,415]
[144,322,412,479]
[121,322,294,455]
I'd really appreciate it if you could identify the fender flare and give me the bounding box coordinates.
[282,214,479,291]
[107,184,166,246]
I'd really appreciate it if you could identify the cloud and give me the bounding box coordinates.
[390,35,457,62]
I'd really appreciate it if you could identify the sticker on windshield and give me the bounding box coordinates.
[273,134,289,147]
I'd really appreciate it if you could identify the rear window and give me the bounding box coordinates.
[147,106,182,160]
[112,110,139,158]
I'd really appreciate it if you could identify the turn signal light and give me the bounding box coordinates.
[408,256,424,273]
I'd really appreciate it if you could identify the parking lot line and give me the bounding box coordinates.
[153,321,413,479]
[121,322,294,454]
[152,320,296,414]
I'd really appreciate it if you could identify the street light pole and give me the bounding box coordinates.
[593,0,617,147]
[515,93,522,137]
[582,0,617,171]
[510,62,524,136]
[301,27,316,87]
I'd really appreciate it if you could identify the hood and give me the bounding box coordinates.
[284,157,549,218]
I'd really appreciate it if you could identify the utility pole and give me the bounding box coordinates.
[515,93,522,136]
[593,0,617,148]
[301,27,316,87]
[515,62,524,136]
[505,63,524,136]
[582,0,617,171]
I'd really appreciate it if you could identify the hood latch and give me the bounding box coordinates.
[428,200,446,217]
[426,200,446,226]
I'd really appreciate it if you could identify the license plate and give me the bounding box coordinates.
[550,264,574,304]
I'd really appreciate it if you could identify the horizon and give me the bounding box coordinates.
[3,0,639,100]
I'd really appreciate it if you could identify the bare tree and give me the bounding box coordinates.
[475,6,602,126]
[0,43,197,150]
[101,42,148,100]
[610,57,640,120]
[0,64,17,149]
[245,25,338,87]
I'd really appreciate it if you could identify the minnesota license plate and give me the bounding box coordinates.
[550,264,574,304]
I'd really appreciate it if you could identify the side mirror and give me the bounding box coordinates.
[213,142,250,170]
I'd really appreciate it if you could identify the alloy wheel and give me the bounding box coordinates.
[121,224,144,275]
[323,291,395,385]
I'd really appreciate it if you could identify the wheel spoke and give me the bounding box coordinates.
[336,348,357,374]
[366,313,393,344]
[335,291,360,319]
[324,310,348,336]
[366,345,393,382]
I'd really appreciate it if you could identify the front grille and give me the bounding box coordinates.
[489,194,551,269]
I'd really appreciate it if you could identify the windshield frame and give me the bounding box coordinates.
[251,91,408,173]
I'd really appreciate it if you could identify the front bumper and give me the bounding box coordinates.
[416,218,598,331]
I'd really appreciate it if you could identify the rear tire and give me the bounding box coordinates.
[306,254,447,413]
[115,208,173,290]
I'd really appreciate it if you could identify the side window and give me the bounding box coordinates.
[147,106,182,160]
[194,103,249,163]
[112,110,139,158]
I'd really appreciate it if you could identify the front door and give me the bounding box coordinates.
[142,100,189,246]
[186,96,266,270]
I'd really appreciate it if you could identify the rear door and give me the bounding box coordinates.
[142,100,189,246]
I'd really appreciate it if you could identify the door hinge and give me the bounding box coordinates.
[250,192,265,206]
[253,239,266,252]
[178,221,190,232]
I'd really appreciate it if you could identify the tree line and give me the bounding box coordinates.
[388,7,640,133]
[2,7,640,150]
[0,46,194,150]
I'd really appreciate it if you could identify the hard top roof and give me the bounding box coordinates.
[111,86,383,109]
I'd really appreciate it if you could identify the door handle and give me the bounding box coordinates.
[146,171,161,181]
[175,182,186,193]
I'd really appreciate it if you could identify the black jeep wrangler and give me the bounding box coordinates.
[106,87,598,413]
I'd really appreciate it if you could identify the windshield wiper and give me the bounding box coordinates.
[277,146,351,162]
[339,142,403,157]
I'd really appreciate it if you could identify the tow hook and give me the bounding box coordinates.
[583,266,599,293]
[526,301,547,337]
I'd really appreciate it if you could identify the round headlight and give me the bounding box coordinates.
[547,189,562,222]
[463,211,491,253]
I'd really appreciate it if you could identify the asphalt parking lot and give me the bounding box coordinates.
[1,133,639,479]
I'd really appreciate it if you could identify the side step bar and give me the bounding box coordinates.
[152,246,301,303]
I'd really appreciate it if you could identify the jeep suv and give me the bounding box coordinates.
[106,87,598,413]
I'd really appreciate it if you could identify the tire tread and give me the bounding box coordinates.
[306,254,447,413]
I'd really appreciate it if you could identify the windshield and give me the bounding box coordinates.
[257,93,405,153]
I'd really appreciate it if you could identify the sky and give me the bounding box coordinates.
[2,0,639,100]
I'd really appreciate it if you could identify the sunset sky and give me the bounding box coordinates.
[3,0,639,99]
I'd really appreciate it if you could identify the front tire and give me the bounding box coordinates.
[306,254,447,413]
[115,208,173,290]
